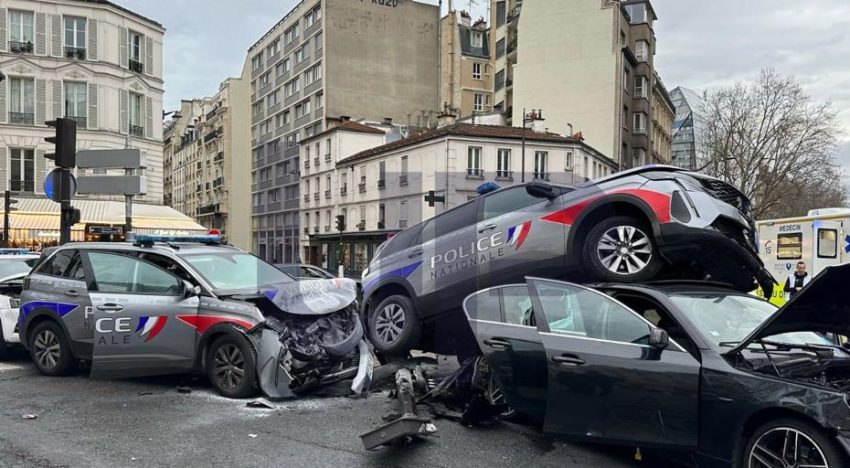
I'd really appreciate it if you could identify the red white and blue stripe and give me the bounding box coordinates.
[506,221,531,250]
[136,316,168,342]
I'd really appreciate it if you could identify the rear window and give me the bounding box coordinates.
[777,233,802,260]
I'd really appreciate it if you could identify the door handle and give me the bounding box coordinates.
[483,337,512,349]
[64,290,80,297]
[408,249,423,258]
[96,304,124,313]
[478,223,497,233]
[552,354,585,366]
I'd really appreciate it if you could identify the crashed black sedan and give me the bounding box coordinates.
[463,264,850,467]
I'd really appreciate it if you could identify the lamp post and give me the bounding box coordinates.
[520,108,539,183]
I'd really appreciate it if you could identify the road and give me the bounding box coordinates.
[0,350,686,468]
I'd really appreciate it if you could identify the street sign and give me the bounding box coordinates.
[424,191,445,207]
[76,149,146,169]
[77,175,147,195]
[44,169,77,203]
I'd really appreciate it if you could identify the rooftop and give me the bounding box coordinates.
[302,120,386,143]
[70,0,164,29]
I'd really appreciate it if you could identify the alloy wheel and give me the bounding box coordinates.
[748,427,829,468]
[596,225,653,275]
[375,303,405,345]
[33,330,61,370]
[213,343,245,391]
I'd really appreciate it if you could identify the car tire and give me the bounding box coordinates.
[0,323,9,361]
[581,215,662,283]
[368,294,421,356]
[28,321,76,376]
[206,334,258,399]
[742,418,846,468]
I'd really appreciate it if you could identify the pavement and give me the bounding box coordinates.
[0,349,688,468]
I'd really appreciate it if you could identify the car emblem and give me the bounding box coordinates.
[136,316,168,342]
[506,221,531,250]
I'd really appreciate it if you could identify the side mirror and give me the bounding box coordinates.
[649,327,669,349]
[182,280,201,298]
[525,181,557,200]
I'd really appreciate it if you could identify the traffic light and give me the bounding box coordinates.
[61,206,81,226]
[336,215,345,231]
[45,118,77,168]
[5,191,19,213]
[3,191,18,247]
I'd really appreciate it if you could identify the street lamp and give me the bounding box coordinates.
[520,108,541,183]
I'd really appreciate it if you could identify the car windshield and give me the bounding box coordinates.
[180,252,293,293]
[667,293,831,347]
[0,258,37,278]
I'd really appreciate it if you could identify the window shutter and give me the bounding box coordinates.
[144,96,152,138]
[119,89,128,134]
[36,13,46,55]
[119,27,128,67]
[144,37,153,75]
[36,79,46,125]
[0,148,6,192]
[0,79,6,124]
[0,9,6,53]
[51,80,61,121]
[51,14,62,57]
[36,150,47,195]
[88,19,98,61]
[88,84,98,130]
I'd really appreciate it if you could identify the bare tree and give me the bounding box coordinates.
[697,69,844,219]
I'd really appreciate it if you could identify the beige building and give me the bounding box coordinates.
[651,71,674,164]
[440,10,493,119]
[163,77,252,250]
[247,0,440,263]
[303,120,616,272]
[0,0,165,209]
[490,0,673,168]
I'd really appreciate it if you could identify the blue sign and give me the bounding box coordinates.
[43,169,76,203]
[845,235,850,253]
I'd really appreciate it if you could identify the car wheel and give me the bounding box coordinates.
[743,418,846,468]
[206,334,258,399]
[581,215,662,282]
[28,321,76,376]
[368,294,421,356]
[483,366,518,421]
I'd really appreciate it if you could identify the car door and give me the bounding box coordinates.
[83,251,200,379]
[476,186,567,288]
[463,284,548,420]
[526,278,700,448]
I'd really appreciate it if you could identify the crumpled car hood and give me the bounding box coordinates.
[727,262,850,354]
[260,277,358,315]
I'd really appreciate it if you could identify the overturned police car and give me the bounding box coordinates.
[18,235,372,399]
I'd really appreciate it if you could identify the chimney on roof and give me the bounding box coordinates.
[340,115,351,122]
[437,111,457,128]
[382,117,393,126]
[460,10,471,26]
[524,109,546,133]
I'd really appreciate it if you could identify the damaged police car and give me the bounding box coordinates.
[19,235,372,399]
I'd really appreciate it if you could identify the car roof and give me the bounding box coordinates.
[0,254,40,260]
[594,280,747,296]
[49,242,241,256]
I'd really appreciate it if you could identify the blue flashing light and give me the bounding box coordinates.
[130,234,222,245]
[0,248,34,255]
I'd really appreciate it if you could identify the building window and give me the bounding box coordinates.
[9,11,34,46]
[473,93,488,112]
[128,30,143,66]
[624,3,648,24]
[9,148,35,193]
[633,148,647,167]
[623,67,630,92]
[378,204,385,228]
[285,76,300,96]
[64,82,87,125]
[295,100,311,118]
[534,151,548,180]
[495,69,505,91]
[467,147,482,176]
[622,106,629,130]
[497,149,511,178]
[401,155,408,175]
[9,77,35,125]
[64,17,86,54]
[496,1,507,26]
[260,72,270,88]
[634,76,648,99]
[295,45,306,63]
[314,31,323,50]
[471,31,483,48]
[495,38,506,58]
[266,89,280,107]
[635,40,649,62]
[251,53,263,70]
[315,92,324,109]
[633,112,647,134]
[472,63,482,80]
[305,6,321,28]
[267,39,280,57]
[284,24,300,45]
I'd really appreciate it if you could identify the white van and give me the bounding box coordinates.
[756,208,849,303]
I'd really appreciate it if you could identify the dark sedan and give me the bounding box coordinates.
[463,264,850,467]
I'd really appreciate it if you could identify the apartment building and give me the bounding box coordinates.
[489,0,673,168]
[163,76,252,250]
[306,120,616,273]
[248,0,440,263]
[0,0,165,205]
[440,10,493,118]
[651,72,674,164]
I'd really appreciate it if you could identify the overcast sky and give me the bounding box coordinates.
[120,0,849,168]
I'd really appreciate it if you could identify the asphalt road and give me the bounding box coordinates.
[0,350,687,468]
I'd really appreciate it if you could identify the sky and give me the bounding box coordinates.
[120,0,850,170]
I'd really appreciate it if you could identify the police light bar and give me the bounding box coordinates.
[129,234,222,245]
[0,248,33,255]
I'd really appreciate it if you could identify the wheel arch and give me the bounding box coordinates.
[732,406,837,467]
[196,323,253,370]
[361,279,417,320]
[567,195,663,264]
[21,309,73,352]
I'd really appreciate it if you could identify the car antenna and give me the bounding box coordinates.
[758,339,782,377]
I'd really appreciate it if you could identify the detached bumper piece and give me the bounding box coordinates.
[360,368,437,450]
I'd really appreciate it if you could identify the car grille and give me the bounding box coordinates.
[700,179,753,219]
[712,218,757,253]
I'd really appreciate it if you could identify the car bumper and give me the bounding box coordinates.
[657,222,774,293]
[0,307,20,344]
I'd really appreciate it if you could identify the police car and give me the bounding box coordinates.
[19,235,369,398]
[0,249,40,359]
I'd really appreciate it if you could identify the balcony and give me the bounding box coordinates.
[313,226,320,234]
[378,179,386,190]
[129,59,144,74]
[313,157,319,167]
[214,152,225,162]
[9,41,33,54]
[466,168,484,179]
[496,170,513,180]
[324,190,331,199]
[399,220,408,229]
[340,186,348,196]
[9,112,34,125]
[507,41,517,56]
[64,47,86,60]
[358,183,366,193]
[204,128,222,143]
[324,153,331,162]
[399,175,408,186]
[313,192,319,201]
[533,172,550,181]
[206,107,219,121]
[129,125,144,137]
[303,194,310,203]
[304,159,311,168]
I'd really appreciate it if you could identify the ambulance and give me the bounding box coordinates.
[756,208,850,305]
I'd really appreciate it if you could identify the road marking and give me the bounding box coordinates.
[0,362,26,372]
